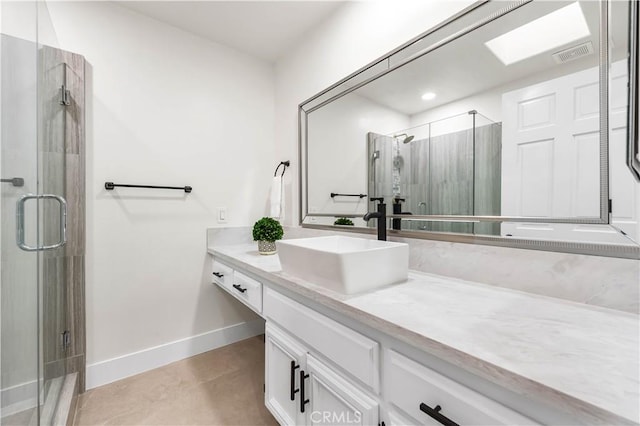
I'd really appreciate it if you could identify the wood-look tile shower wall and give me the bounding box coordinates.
[368,123,502,235]
[40,45,86,392]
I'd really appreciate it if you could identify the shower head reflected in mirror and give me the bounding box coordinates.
[393,133,415,144]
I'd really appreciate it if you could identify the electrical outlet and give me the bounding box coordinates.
[217,207,227,223]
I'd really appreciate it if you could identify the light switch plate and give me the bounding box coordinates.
[217,207,227,223]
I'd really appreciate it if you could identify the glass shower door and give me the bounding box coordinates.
[1,2,74,424]
[1,4,43,423]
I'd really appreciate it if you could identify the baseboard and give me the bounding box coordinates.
[1,380,38,418]
[86,319,265,390]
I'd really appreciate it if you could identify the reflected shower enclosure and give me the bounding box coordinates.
[368,111,502,235]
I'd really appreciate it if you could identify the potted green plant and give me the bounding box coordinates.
[252,217,284,255]
[334,217,354,226]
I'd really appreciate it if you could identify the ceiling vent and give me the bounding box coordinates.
[552,41,594,64]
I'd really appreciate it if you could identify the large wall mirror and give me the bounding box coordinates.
[299,0,640,258]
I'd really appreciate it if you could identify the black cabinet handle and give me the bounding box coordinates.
[212,272,224,278]
[232,284,247,293]
[419,403,459,426]
[300,370,310,413]
[290,361,300,401]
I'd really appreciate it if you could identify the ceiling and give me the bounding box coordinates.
[354,0,626,117]
[116,1,345,62]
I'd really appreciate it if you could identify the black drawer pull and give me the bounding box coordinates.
[419,403,459,426]
[300,370,310,413]
[212,272,224,278]
[232,284,247,293]
[290,361,300,401]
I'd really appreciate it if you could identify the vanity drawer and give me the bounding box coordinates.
[264,287,379,392]
[384,350,538,425]
[211,260,233,289]
[231,271,263,313]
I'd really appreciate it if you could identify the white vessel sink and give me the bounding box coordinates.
[277,236,409,294]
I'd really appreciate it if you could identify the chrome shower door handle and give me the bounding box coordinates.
[16,194,68,251]
[628,0,640,181]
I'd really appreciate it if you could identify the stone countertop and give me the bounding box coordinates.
[208,244,639,425]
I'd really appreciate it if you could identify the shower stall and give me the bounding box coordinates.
[368,110,502,235]
[1,2,86,425]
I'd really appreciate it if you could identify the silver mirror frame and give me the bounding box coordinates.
[298,0,640,259]
[628,0,640,181]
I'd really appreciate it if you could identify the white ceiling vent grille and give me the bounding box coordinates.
[552,41,594,64]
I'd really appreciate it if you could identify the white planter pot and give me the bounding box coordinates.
[258,240,277,255]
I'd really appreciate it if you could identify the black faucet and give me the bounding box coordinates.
[392,197,412,230]
[363,197,386,241]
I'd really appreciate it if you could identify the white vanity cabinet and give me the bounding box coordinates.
[384,408,418,426]
[263,287,380,426]
[211,258,263,314]
[265,323,379,426]
[233,270,263,312]
[265,324,307,426]
[207,252,593,425]
[305,354,379,426]
[384,350,539,426]
[211,260,233,289]
[261,284,540,426]
[263,287,379,393]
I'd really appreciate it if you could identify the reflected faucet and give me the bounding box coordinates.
[418,202,427,230]
[392,197,412,230]
[363,197,387,241]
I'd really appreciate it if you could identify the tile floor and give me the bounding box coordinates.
[74,336,278,425]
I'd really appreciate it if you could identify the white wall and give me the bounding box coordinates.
[0,1,37,42]
[0,1,57,46]
[46,1,274,375]
[275,0,475,225]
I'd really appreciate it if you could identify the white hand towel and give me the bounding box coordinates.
[270,176,284,220]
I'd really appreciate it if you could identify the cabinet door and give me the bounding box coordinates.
[304,354,378,426]
[265,324,306,426]
[385,409,418,426]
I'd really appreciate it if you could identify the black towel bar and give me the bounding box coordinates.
[105,182,192,193]
[331,193,367,198]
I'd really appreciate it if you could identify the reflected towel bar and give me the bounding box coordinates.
[105,182,192,193]
[331,193,367,198]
